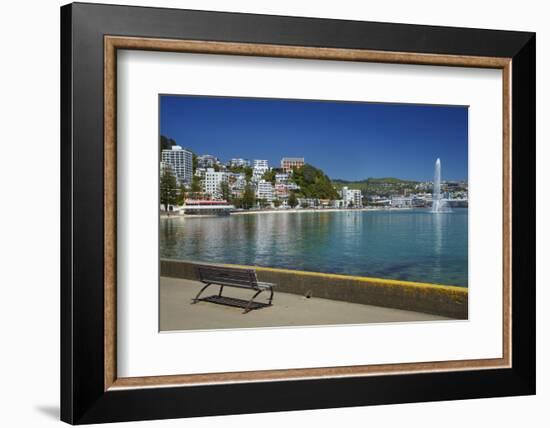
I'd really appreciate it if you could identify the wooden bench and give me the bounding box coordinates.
[192,265,276,313]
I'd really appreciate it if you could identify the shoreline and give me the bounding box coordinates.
[231,207,411,216]
[161,206,418,218]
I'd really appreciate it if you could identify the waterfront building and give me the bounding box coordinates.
[391,195,413,208]
[161,145,193,184]
[203,168,228,199]
[340,186,363,207]
[183,199,235,216]
[229,158,250,168]
[367,195,391,206]
[411,196,427,208]
[297,198,318,208]
[197,154,219,169]
[281,157,305,173]
[256,179,275,203]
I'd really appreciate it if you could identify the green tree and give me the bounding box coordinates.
[242,184,256,209]
[273,199,282,208]
[191,175,202,193]
[288,192,298,208]
[300,201,310,209]
[220,181,231,201]
[257,198,269,208]
[244,166,253,182]
[176,183,186,206]
[160,168,178,213]
[262,169,277,184]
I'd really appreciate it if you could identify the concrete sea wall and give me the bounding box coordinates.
[160,259,468,319]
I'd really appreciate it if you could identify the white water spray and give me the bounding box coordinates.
[431,158,451,213]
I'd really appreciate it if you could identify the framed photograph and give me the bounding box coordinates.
[61,2,535,424]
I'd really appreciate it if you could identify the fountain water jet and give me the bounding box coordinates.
[431,158,452,213]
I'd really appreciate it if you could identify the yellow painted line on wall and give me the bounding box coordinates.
[217,262,467,295]
[161,258,467,295]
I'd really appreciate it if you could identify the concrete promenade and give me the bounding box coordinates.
[160,276,448,331]
[161,259,468,319]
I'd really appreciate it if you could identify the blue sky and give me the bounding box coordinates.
[160,95,468,181]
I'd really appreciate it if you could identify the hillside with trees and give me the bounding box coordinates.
[332,177,419,196]
[291,164,339,200]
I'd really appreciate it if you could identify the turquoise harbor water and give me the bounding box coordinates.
[160,208,468,287]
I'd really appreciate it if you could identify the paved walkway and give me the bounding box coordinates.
[160,276,447,331]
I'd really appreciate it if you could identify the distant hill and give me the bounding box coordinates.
[332,177,419,194]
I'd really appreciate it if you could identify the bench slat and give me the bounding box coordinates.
[197,265,260,289]
[201,278,255,287]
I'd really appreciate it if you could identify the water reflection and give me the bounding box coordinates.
[160,209,468,286]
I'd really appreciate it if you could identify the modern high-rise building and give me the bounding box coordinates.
[161,145,193,184]
[203,168,228,199]
[281,157,305,172]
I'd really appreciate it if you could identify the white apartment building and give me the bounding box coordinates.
[203,168,228,199]
[256,179,274,202]
[275,172,289,183]
[196,154,219,169]
[274,183,289,198]
[228,172,247,193]
[229,158,250,168]
[297,198,317,208]
[340,186,363,207]
[253,159,268,168]
[194,167,206,178]
[161,145,193,184]
[286,182,301,191]
[253,159,269,180]
[391,195,413,208]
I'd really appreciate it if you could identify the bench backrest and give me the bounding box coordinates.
[196,265,259,289]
